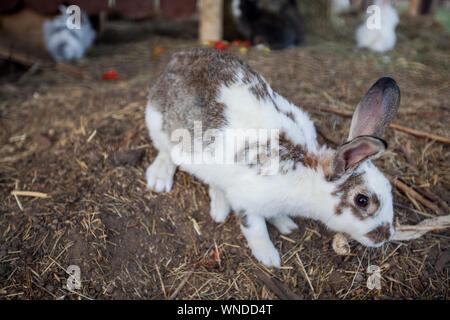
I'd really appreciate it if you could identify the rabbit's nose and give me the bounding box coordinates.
[364,222,392,245]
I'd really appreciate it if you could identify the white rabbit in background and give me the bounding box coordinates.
[144,47,400,268]
[356,0,399,53]
[332,0,351,15]
[43,5,96,62]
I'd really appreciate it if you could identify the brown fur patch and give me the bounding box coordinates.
[370,194,380,213]
[278,132,319,171]
[365,223,391,243]
[249,81,270,101]
[284,111,295,122]
[148,47,268,134]
[241,66,270,101]
[332,173,363,216]
[249,85,266,100]
[332,173,380,219]
[320,151,335,180]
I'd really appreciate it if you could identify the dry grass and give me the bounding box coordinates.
[0,16,448,300]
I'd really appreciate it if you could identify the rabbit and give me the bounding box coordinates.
[355,0,399,53]
[231,0,304,49]
[332,0,351,15]
[43,5,96,62]
[145,47,400,268]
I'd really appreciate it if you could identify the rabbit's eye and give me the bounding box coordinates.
[355,194,369,208]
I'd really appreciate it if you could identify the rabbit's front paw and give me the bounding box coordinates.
[241,215,281,268]
[208,187,231,223]
[146,152,176,193]
[269,216,298,235]
[250,241,281,268]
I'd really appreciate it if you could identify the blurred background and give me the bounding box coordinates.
[0,0,448,300]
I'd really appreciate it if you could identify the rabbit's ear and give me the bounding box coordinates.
[59,5,67,14]
[331,136,387,180]
[348,77,400,141]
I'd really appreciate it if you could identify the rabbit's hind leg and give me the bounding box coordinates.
[208,186,231,223]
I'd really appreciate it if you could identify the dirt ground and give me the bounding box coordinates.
[0,15,449,300]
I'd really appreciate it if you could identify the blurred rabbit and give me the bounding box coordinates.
[332,0,351,15]
[355,0,399,53]
[232,0,304,49]
[43,5,96,62]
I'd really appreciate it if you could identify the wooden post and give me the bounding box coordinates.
[408,0,421,16]
[199,0,223,43]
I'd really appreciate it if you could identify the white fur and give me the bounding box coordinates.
[240,214,281,268]
[221,70,318,153]
[231,0,242,19]
[145,63,395,268]
[146,152,176,193]
[333,0,350,15]
[146,79,337,267]
[268,215,299,235]
[327,162,394,246]
[43,6,96,62]
[356,0,399,53]
[208,186,231,222]
[145,105,177,193]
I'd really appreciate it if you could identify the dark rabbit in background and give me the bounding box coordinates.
[232,0,304,49]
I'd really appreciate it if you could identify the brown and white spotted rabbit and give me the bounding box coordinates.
[145,47,400,268]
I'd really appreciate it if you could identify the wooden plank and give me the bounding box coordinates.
[408,0,421,16]
[0,8,47,52]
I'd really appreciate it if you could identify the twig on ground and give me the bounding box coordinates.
[301,104,352,117]
[10,190,50,199]
[0,46,42,67]
[390,123,450,144]
[31,279,58,299]
[168,271,193,300]
[155,263,167,299]
[393,215,450,241]
[117,131,137,150]
[254,269,302,300]
[295,253,316,299]
[0,46,92,80]
[400,140,416,167]
[55,62,93,80]
[387,175,445,216]
[421,188,450,213]
[400,110,450,118]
